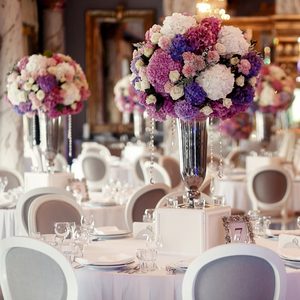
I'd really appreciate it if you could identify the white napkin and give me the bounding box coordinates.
[94,226,129,235]
[76,253,134,265]
[278,234,300,260]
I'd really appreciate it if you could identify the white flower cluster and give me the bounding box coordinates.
[217,26,250,56]
[160,13,197,37]
[196,64,235,100]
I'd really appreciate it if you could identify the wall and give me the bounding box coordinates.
[64,0,163,139]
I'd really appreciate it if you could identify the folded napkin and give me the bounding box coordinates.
[76,252,134,266]
[94,226,128,235]
[278,234,300,261]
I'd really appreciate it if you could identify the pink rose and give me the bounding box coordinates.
[238,59,251,75]
[182,64,195,78]
[206,50,220,64]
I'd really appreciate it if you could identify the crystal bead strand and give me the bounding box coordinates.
[32,116,36,146]
[209,117,215,195]
[218,130,223,179]
[171,118,176,151]
[68,115,72,169]
[149,117,155,184]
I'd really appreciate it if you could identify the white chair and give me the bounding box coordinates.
[159,155,183,190]
[0,236,78,300]
[125,183,170,230]
[28,194,83,234]
[0,167,23,191]
[182,243,286,300]
[141,160,172,187]
[78,152,110,191]
[81,141,111,158]
[15,187,73,236]
[247,165,293,228]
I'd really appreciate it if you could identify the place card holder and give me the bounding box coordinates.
[155,205,231,256]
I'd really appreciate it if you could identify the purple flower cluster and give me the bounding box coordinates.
[243,52,263,78]
[230,85,254,105]
[174,100,200,121]
[37,75,58,93]
[184,82,207,106]
[169,35,193,62]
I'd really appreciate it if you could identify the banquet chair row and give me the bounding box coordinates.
[0,167,23,191]
[0,236,77,300]
[182,243,286,300]
[16,187,78,236]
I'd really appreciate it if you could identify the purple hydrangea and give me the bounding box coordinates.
[14,101,33,115]
[37,75,57,93]
[169,34,193,62]
[184,82,207,106]
[243,51,263,78]
[174,100,199,120]
[130,56,140,76]
[230,85,255,105]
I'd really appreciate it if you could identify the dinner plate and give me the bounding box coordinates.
[94,226,130,236]
[76,253,134,266]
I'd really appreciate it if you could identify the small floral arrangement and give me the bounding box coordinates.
[219,112,253,141]
[255,64,295,113]
[130,13,262,122]
[113,75,145,113]
[5,52,90,117]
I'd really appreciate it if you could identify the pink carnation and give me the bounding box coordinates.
[17,57,29,71]
[158,36,172,50]
[238,59,251,75]
[206,50,220,64]
[146,49,181,94]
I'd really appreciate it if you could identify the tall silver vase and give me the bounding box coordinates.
[255,111,274,145]
[133,109,145,142]
[38,111,61,172]
[177,119,207,208]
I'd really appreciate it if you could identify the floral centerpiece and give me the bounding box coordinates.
[255,64,295,113]
[219,112,253,142]
[130,13,262,122]
[5,52,90,118]
[113,74,145,114]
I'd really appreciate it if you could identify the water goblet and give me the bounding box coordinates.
[54,222,70,246]
[80,215,95,242]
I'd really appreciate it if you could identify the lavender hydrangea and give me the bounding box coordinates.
[184,82,207,106]
[37,75,57,93]
[14,101,32,115]
[174,100,199,120]
[230,85,255,105]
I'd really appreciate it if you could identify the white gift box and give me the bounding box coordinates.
[24,172,74,192]
[155,206,231,256]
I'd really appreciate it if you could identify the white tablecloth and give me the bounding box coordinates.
[75,238,300,300]
[0,209,17,239]
[214,177,300,212]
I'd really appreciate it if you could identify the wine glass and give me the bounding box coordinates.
[0,176,8,193]
[80,215,95,242]
[54,222,70,246]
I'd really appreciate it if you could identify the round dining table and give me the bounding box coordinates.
[75,237,300,300]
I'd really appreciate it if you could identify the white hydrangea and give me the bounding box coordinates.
[7,82,27,105]
[196,65,235,100]
[60,82,80,105]
[48,62,75,82]
[26,54,49,74]
[160,13,196,37]
[114,75,131,96]
[217,26,250,56]
[150,32,162,44]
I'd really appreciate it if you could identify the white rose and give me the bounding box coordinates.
[61,82,81,105]
[236,75,245,87]
[144,47,154,57]
[23,82,32,91]
[28,78,34,84]
[200,106,213,116]
[150,32,162,44]
[249,77,257,87]
[169,70,180,83]
[135,59,144,71]
[223,98,232,108]
[36,90,45,101]
[146,94,157,104]
[215,43,226,55]
[31,84,39,92]
[135,81,141,91]
[170,85,184,100]
[196,64,235,100]
[230,57,240,65]
[140,78,150,91]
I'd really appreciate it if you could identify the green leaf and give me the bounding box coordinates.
[43,50,53,57]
